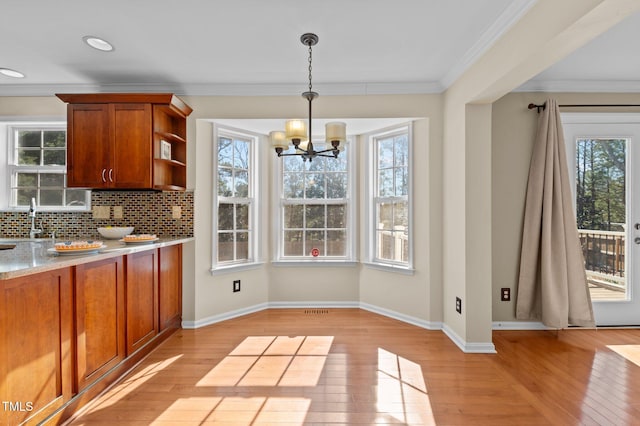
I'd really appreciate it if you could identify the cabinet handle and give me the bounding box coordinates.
[101,168,107,182]
[108,168,114,182]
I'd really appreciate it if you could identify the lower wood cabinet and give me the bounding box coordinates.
[74,256,126,392]
[1,243,183,425]
[0,268,73,426]
[159,244,182,330]
[126,249,159,354]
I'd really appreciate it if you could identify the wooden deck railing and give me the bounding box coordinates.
[578,229,625,290]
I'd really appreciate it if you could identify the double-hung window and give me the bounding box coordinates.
[3,123,90,210]
[212,126,258,270]
[368,124,413,270]
[276,139,354,262]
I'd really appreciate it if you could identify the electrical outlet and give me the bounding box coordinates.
[501,287,511,301]
[233,280,241,292]
[113,206,123,219]
[455,297,462,314]
[172,206,182,219]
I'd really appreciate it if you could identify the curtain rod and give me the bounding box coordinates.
[528,102,640,113]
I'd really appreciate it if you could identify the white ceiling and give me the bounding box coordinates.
[0,0,639,97]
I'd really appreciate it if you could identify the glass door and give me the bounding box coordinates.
[563,113,640,326]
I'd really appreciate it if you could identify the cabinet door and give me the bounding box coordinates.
[66,104,111,188]
[112,103,153,188]
[158,244,182,330]
[75,257,125,392]
[0,268,73,426]
[126,250,158,354]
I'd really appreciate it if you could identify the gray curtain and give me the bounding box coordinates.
[516,99,595,328]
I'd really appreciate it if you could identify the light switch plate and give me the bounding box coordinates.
[93,206,110,219]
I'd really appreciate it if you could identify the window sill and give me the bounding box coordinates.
[272,260,358,268]
[210,261,265,275]
[362,261,415,275]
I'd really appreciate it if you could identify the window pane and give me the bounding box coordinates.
[218,137,233,166]
[394,201,408,229]
[284,155,304,172]
[327,204,346,228]
[283,172,304,199]
[18,130,41,147]
[43,149,66,166]
[327,230,346,256]
[377,230,395,261]
[43,131,65,148]
[17,149,41,165]
[236,232,249,260]
[305,205,325,228]
[377,202,393,230]
[234,170,249,197]
[16,189,37,206]
[284,205,304,228]
[305,173,325,199]
[305,230,324,255]
[325,148,347,172]
[217,168,233,196]
[218,232,234,262]
[308,156,325,172]
[378,169,394,197]
[17,173,37,187]
[40,173,64,187]
[236,203,249,230]
[218,203,234,231]
[327,173,347,198]
[378,138,394,168]
[395,167,408,196]
[66,190,87,206]
[394,134,408,167]
[40,190,63,206]
[284,230,303,256]
[234,140,249,169]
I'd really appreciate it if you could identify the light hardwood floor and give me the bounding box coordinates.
[65,309,640,425]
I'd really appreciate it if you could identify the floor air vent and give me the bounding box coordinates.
[304,309,329,314]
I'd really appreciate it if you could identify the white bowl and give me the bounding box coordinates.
[97,226,135,239]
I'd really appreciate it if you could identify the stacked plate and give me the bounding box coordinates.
[120,234,159,244]
[48,240,105,256]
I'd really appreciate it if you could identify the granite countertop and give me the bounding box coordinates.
[0,236,193,280]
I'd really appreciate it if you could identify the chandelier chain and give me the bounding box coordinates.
[308,43,313,92]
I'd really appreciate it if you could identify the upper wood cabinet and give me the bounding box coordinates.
[56,93,192,190]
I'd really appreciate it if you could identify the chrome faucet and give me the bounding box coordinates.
[29,197,42,239]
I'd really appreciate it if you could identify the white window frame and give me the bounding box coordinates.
[272,137,356,265]
[1,121,90,212]
[364,123,414,274]
[211,124,260,273]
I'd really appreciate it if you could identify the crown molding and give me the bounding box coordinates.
[515,79,640,93]
[439,0,538,89]
[0,81,444,97]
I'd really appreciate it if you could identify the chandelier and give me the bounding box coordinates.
[269,33,346,162]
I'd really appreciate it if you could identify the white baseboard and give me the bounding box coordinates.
[492,321,552,330]
[181,302,268,329]
[358,302,442,330]
[181,301,495,354]
[443,324,497,354]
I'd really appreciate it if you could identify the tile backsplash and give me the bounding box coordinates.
[1,190,193,239]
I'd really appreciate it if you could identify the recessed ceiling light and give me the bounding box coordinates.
[0,68,25,78]
[82,36,114,52]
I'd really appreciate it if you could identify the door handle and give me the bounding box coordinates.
[101,168,106,182]
[108,168,113,182]
[635,223,640,230]
[635,237,640,244]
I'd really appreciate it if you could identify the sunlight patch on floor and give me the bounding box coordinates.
[377,347,435,425]
[607,344,640,367]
